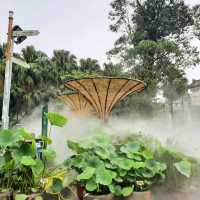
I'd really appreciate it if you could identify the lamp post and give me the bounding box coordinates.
[1,11,40,129]
[2,11,14,129]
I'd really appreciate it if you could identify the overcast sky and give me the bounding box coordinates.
[0,0,200,82]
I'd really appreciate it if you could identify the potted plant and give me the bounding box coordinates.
[152,144,198,199]
[65,133,142,200]
[65,133,119,200]
[118,133,198,200]
[113,139,167,200]
[41,112,76,200]
[0,112,69,200]
[0,128,44,200]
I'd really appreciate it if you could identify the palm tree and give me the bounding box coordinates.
[52,50,77,75]
[79,58,101,73]
[103,63,123,77]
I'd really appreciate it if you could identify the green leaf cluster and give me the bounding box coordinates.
[0,129,44,193]
[65,133,166,197]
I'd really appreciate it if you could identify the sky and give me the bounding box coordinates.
[0,0,200,82]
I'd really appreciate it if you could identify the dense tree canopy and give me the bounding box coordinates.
[108,0,200,116]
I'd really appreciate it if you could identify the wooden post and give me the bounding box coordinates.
[2,11,14,129]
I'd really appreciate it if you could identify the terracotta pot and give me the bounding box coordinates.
[26,193,42,200]
[77,184,87,200]
[0,192,13,200]
[84,193,114,200]
[42,192,59,200]
[118,191,152,200]
[42,188,78,200]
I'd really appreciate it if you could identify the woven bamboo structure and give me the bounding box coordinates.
[64,77,145,121]
[57,93,93,115]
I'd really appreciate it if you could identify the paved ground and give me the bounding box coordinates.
[153,185,200,200]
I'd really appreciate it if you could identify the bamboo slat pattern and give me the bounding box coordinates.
[64,77,145,121]
[57,93,93,115]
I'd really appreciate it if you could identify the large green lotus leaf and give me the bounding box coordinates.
[21,156,36,166]
[77,167,95,181]
[118,169,127,177]
[174,160,192,178]
[112,157,134,170]
[15,194,28,200]
[67,140,85,153]
[95,147,111,160]
[131,154,143,161]
[70,155,85,168]
[31,159,44,178]
[96,166,116,185]
[46,112,67,127]
[92,134,112,148]
[120,142,141,154]
[105,162,118,170]
[146,160,166,174]
[132,161,146,169]
[16,128,34,140]
[121,186,133,197]
[142,149,153,159]
[12,141,36,161]
[109,184,122,196]
[114,177,123,183]
[86,179,98,192]
[42,149,56,160]
[141,170,155,178]
[86,155,104,168]
[0,129,22,148]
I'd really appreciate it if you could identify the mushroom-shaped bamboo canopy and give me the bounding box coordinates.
[57,93,93,115]
[64,77,145,121]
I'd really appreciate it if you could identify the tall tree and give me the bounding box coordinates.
[103,62,123,77]
[108,0,200,116]
[79,58,101,73]
[109,0,194,56]
[52,49,77,76]
[163,67,188,117]
[109,0,199,88]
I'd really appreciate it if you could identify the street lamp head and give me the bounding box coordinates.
[9,11,14,17]
[12,25,27,44]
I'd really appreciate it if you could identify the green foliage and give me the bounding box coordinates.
[43,166,71,195]
[79,58,101,73]
[155,146,197,189]
[21,156,37,166]
[15,194,28,200]
[108,0,200,117]
[65,132,166,196]
[46,112,67,127]
[174,161,192,178]
[42,149,56,160]
[0,129,22,147]
[0,114,68,196]
[121,133,199,189]
[0,129,44,193]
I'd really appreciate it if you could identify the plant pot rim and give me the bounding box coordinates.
[85,193,114,198]
[134,190,151,193]
[0,191,13,198]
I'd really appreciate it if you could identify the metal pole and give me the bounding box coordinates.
[2,11,14,129]
[41,104,48,148]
